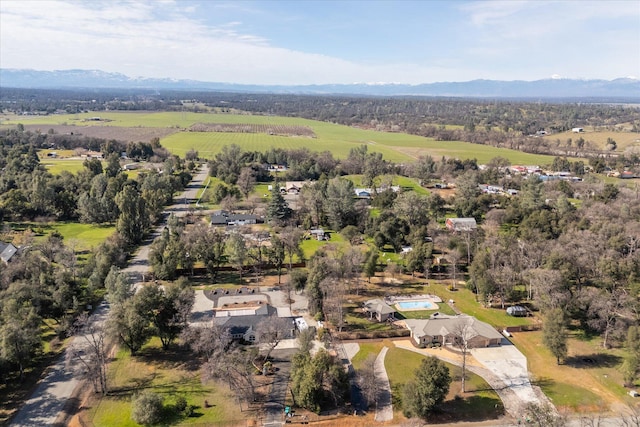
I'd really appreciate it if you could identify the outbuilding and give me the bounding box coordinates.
[506,305,528,317]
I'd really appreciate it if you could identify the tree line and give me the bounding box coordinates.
[0,131,192,384]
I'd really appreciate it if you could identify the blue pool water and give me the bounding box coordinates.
[396,300,436,310]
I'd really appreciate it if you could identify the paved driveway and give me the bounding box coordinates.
[471,339,544,413]
[394,339,548,419]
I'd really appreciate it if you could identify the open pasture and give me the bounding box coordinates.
[40,159,93,175]
[544,129,640,151]
[189,122,315,137]
[3,111,562,165]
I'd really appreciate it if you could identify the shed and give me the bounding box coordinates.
[506,305,528,317]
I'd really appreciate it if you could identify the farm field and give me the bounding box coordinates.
[1,111,563,165]
[544,129,640,151]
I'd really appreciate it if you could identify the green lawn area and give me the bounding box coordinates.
[8,221,115,252]
[299,232,347,259]
[511,331,634,410]
[40,159,95,175]
[85,339,245,427]
[5,111,563,165]
[351,342,385,370]
[342,174,429,195]
[426,281,533,329]
[383,346,502,421]
[49,222,115,250]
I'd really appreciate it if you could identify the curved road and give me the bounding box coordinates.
[9,165,210,427]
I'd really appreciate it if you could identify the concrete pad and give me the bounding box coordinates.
[276,307,292,317]
[472,343,540,406]
[189,289,213,326]
[341,343,360,361]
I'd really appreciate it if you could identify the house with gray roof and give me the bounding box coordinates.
[0,242,17,264]
[445,217,477,232]
[363,299,396,322]
[210,210,259,227]
[404,314,503,348]
[212,303,296,343]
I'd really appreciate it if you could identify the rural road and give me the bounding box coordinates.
[9,164,210,427]
[8,301,110,427]
[123,164,210,286]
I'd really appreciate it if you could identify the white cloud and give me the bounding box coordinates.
[1,0,638,84]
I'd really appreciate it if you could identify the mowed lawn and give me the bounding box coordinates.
[3,111,561,165]
[15,222,116,252]
[382,345,502,421]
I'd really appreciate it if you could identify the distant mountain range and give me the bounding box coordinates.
[1,68,639,99]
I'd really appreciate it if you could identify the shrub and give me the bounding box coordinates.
[174,395,187,413]
[131,391,164,425]
[183,405,195,417]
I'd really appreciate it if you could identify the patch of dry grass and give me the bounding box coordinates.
[510,331,629,411]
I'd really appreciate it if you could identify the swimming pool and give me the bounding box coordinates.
[396,300,436,310]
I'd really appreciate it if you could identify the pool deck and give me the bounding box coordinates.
[386,294,443,311]
[394,301,440,311]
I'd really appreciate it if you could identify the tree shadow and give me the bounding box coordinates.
[135,346,202,372]
[529,376,556,395]
[429,395,504,423]
[564,353,622,369]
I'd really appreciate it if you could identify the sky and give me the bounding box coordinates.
[1,0,639,85]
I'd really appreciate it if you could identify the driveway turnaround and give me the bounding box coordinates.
[394,339,548,418]
[471,340,543,413]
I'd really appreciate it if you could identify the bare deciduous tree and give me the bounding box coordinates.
[66,312,108,395]
[256,316,293,360]
[587,287,629,349]
[321,277,347,332]
[356,354,378,409]
[451,318,474,393]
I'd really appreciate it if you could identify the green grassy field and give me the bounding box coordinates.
[85,340,244,427]
[40,159,90,175]
[543,129,640,151]
[2,111,563,165]
[8,222,116,252]
[425,281,533,329]
[383,346,502,420]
